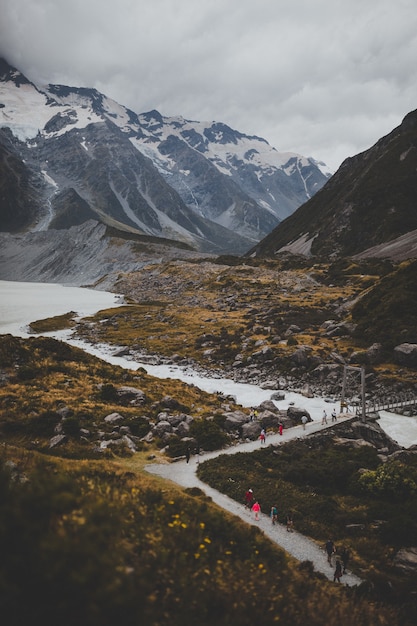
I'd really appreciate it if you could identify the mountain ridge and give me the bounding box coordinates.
[0,58,330,255]
[248,109,417,261]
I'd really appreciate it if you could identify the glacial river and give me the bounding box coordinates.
[1,279,416,447]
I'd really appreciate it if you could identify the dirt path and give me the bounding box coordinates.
[145,415,363,586]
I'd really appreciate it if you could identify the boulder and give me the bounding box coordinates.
[393,547,417,572]
[223,410,248,432]
[153,420,173,436]
[270,391,285,401]
[394,343,417,367]
[352,420,401,453]
[241,422,262,440]
[104,412,124,424]
[116,386,146,406]
[160,395,186,410]
[258,400,279,413]
[176,421,191,437]
[259,410,283,429]
[290,345,313,366]
[49,434,67,448]
[286,406,311,424]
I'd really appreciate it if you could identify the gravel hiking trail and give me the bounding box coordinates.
[145,416,363,586]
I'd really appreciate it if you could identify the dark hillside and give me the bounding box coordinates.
[249,109,417,260]
[351,259,417,348]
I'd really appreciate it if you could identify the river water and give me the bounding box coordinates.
[1,279,416,447]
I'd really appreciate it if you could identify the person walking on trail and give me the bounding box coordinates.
[322,410,328,425]
[260,429,266,445]
[244,489,254,510]
[331,408,337,422]
[333,559,343,582]
[340,546,350,573]
[325,539,335,565]
[301,415,308,430]
[252,500,261,521]
[270,505,278,525]
[286,512,294,532]
[185,446,191,463]
[279,422,283,436]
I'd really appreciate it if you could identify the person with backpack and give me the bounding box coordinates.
[325,539,335,565]
[270,505,278,525]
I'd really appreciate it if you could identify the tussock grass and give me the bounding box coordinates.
[0,445,406,626]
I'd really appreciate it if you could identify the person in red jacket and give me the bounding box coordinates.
[251,500,261,521]
[244,488,254,509]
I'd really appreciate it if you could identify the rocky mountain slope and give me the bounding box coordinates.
[248,109,417,261]
[0,58,330,256]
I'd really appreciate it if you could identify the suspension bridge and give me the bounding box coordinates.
[340,365,417,421]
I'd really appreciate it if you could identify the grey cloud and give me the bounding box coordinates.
[0,0,416,170]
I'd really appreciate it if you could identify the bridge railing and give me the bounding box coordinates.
[353,392,417,415]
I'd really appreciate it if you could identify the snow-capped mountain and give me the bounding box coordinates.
[0,58,330,254]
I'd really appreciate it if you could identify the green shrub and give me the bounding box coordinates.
[29,411,61,437]
[62,416,81,437]
[190,419,229,451]
[99,383,119,402]
[357,461,417,498]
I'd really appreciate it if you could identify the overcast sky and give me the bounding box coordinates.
[1,0,416,171]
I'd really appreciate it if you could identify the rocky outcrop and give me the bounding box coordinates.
[394,343,417,367]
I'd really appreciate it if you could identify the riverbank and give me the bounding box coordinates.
[1,278,416,446]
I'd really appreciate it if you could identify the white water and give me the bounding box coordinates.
[1,279,416,447]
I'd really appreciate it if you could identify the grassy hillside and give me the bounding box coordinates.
[351,259,417,348]
[0,336,407,625]
[1,252,416,624]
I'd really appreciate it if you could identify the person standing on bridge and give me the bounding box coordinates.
[322,410,328,425]
[331,408,337,422]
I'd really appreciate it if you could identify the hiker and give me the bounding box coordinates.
[260,429,266,445]
[249,409,255,421]
[270,505,278,525]
[185,446,191,463]
[322,409,328,425]
[286,512,294,532]
[331,408,337,422]
[251,500,261,521]
[301,415,308,430]
[244,488,254,509]
[340,546,350,573]
[333,559,343,582]
[325,539,335,565]
[279,422,283,436]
